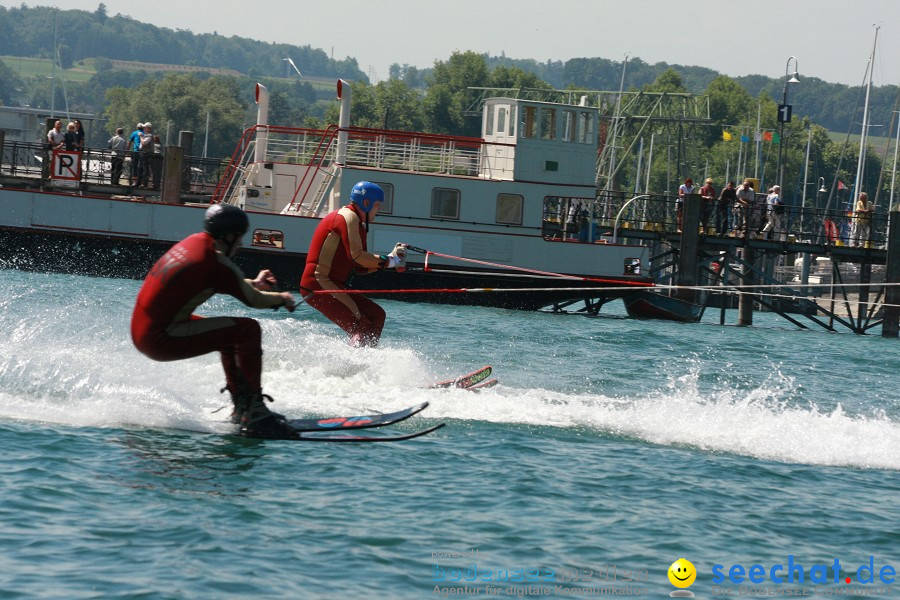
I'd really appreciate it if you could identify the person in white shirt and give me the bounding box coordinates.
[762,185,786,241]
[47,120,65,148]
[676,178,694,232]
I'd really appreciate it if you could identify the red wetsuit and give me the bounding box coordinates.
[131,232,286,392]
[300,204,386,346]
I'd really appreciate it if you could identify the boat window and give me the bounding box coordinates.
[540,108,556,140]
[496,194,523,225]
[497,107,507,137]
[562,110,575,142]
[508,106,516,136]
[372,181,393,214]
[521,106,537,139]
[251,229,284,249]
[624,258,642,275]
[577,111,594,144]
[485,103,495,136]
[541,196,595,241]
[431,188,460,219]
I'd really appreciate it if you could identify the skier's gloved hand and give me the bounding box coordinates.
[387,243,407,272]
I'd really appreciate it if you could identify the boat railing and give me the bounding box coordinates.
[208,124,493,211]
[340,127,485,176]
[211,125,486,190]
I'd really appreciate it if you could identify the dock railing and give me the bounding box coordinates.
[567,191,889,249]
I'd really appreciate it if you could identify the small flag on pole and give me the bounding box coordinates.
[754,132,762,142]
[763,131,773,142]
[838,180,846,190]
[772,132,781,144]
[740,135,750,143]
[722,130,732,141]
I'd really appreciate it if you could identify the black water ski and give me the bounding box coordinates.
[430,365,492,389]
[293,423,445,442]
[285,402,429,432]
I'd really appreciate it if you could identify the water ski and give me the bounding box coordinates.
[429,365,492,389]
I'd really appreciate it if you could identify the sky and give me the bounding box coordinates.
[9,0,900,87]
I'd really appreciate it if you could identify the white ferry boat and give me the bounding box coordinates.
[0,80,651,310]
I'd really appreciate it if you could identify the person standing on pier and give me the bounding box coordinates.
[108,127,127,185]
[129,123,144,186]
[699,178,716,233]
[47,120,65,149]
[717,181,736,236]
[733,180,754,238]
[762,185,786,241]
[851,192,875,247]
[73,120,85,152]
[677,178,695,232]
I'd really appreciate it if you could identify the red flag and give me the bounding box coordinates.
[838,180,846,190]
[763,131,773,142]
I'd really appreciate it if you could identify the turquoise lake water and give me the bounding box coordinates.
[1,269,898,599]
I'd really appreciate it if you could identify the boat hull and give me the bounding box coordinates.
[1,224,646,311]
[623,291,702,322]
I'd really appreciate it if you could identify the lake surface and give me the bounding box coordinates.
[1,270,897,599]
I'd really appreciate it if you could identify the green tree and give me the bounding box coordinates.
[0,58,24,105]
[103,73,246,157]
[424,51,490,136]
[373,79,425,131]
[705,75,755,127]
[487,65,552,91]
[642,69,688,94]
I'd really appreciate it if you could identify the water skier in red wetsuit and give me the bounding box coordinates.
[131,204,298,439]
[301,181,407,347]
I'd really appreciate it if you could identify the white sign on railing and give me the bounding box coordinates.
[51,150,81,188]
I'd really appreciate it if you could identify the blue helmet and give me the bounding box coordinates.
[350,181,384,213]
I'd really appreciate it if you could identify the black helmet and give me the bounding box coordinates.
[204,204,249,239]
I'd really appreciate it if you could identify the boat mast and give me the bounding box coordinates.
[854,25,879,199]
[50,11,57,119]
[606,54,628,192]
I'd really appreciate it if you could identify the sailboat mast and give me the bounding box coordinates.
[50,11,57,118]
[854,25,879,198]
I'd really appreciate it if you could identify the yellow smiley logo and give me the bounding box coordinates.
[668,558,697,588]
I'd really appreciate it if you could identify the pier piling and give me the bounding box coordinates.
[676,194,701,304]
[884,210,900,337]
[737,247,756,326]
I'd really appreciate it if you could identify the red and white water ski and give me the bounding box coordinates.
[429,365,492,389]
[467,378,498,391]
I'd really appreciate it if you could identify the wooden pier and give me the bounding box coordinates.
[615,195,899,337]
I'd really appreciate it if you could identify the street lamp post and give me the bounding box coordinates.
[816,177,827,211]
[776,57,800,190]
[814,177,827,243]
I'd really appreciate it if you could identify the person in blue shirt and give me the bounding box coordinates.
[128,123,144,186]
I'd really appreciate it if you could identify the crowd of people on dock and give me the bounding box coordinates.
[46,119,162,189]
[676,177,874,246]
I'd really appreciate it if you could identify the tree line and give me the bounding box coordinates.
[0,4,366,80]
[1,5,897,206]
